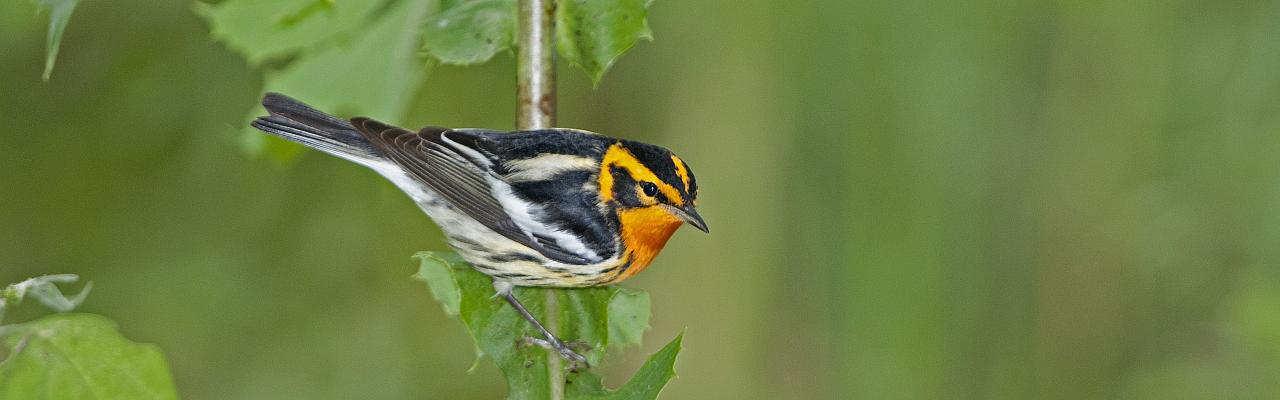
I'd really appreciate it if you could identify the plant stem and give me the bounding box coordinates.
[517,0,562,398]
[517,0,556,131]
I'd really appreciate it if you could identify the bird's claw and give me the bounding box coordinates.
[557,347,589,370]
[521,336,590,369]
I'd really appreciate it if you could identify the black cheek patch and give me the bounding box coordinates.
[610,165,642,207]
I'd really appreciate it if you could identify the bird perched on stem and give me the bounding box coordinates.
[250,93,707,365]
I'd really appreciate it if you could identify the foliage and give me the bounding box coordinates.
[424,0,518,65]
[200,0,431,160]
[200,0,655,159]
[422,0,653,84]
[0,277,178,400]
[555,0,652,84]
[200,0,383,64]
[414,252,679,400]
[0,314,178,400]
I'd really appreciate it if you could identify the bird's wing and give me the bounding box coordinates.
[350,117,597,265]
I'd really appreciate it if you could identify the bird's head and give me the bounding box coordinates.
[597,141,708,234]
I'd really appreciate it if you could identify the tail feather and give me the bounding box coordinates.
[250,93,380,163]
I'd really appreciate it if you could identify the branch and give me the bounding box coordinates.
[517,0,556,130]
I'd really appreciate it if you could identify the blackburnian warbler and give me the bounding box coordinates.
[250,93,707,365]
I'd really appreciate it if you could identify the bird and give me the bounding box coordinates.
[250,93,707,365]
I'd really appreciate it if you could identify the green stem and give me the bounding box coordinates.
[544,290,563,398]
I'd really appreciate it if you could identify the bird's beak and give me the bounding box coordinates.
[666,204,710,233]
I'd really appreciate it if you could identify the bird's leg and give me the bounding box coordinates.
[504,291,590,367]
[494,282,589,367]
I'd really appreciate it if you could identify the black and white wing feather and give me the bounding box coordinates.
[350,118,599,265]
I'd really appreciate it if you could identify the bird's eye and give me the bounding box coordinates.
[640,182,658,197]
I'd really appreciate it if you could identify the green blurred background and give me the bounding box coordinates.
[3,0,1280,399]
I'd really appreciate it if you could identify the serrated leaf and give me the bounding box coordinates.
[35,0,80,81]
[0,314,178,400]
[555,0,653,84]
[413,251,679,400]
[565,334,681,400]
[422,0,518,65]
[199,0,385,64]
[227,0,432,161]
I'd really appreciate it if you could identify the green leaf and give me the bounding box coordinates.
[422,0,518,65]
[565,334,681,400]
[0,314,178,400]
[605,287,649,348]
[420,0,653,77]
[414,252,463,316]
[262,0,429,121]
[555,0,653,84]
[414,251,553,399]
[276,0,338,28]
[199,0,385,64]
[206,0,432,161]
[413,251,680,400]
[34,0,80,81]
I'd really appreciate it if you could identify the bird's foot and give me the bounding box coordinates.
[522,336,590,369]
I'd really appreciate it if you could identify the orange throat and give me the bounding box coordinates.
[613,207,684,282]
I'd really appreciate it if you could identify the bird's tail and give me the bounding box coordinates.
[250,93,380,163]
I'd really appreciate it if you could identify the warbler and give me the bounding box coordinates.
[250,93,707,364]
